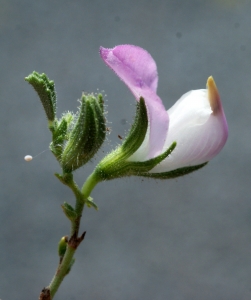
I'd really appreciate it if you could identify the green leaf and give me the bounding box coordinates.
[61,202,77,221]
[85,196,98,210]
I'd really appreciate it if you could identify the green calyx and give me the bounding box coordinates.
[141,162,208,179]
[61,93,106,172]
[92,97,176,181]
[25,71,56,123]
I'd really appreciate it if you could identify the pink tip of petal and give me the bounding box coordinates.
[100,45,158,93]
[99,47,109,60]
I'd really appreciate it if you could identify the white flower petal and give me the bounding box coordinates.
[150,80,228,173]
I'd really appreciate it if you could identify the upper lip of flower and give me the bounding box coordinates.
[100,45,169,160]
[100,44,228,174]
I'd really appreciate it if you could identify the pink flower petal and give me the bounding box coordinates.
[150,77,228,173]
[100,45,169,159]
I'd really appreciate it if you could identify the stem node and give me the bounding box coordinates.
[68,231,87,249]
[39,287,51,300]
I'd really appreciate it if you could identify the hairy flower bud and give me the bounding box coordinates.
[25,71,56,125]
[61,93,106,173]
[50,112,74,162]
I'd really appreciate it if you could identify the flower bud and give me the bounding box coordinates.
[58,236,68,259]
[50,112,74,161]
[61,93,106,172]
[25,71,56,124]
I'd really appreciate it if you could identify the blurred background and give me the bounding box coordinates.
[0,0,251,299]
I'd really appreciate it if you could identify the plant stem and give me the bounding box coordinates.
[44,171,101,299]
[81,171,101,198]
[49,245,76,298]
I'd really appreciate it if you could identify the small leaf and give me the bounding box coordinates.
[85,196,98,210]
[61,202,77,221]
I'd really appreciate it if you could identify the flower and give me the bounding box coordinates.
[98,45,228,179]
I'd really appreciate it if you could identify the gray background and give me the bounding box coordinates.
[0,0,251,299]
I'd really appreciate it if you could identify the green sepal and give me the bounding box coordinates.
[61,93,106,172]
[141,162,208,179]
[93,97,148,180]
[61,202,77,221]
[58,236,68,258]
[95,141,176,180]
[97,93,104,113]
[120,97,148,158]
[85,196,98,210]
[25,71,56,122]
